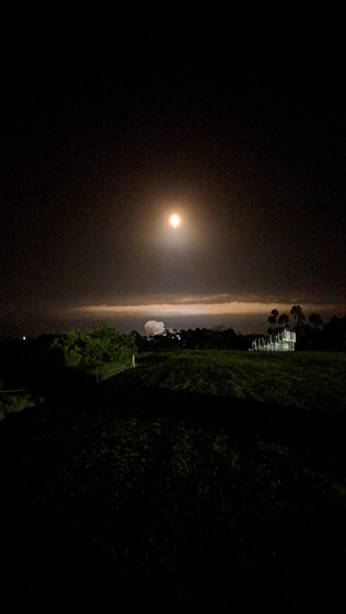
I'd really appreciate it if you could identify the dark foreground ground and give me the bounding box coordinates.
[0,374,345,611]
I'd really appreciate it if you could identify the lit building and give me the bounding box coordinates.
[250,329,296,352]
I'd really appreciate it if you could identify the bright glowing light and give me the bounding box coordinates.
[169,213,181,228]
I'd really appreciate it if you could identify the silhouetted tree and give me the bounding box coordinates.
[268,309,279,325]
[278,313,289,327]
[308,313,323,328]
[322,316,346,351]
[290,305,305,328]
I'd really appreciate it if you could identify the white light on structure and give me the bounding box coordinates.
[169,213,181,228]
[22,336,26,341]
[250,329,296,352]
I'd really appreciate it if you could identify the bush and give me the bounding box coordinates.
[51,321,136,379]
[0,393,37,421]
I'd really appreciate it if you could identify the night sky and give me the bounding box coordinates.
[2,44,346,334]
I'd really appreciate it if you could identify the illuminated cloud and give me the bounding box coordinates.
[144,320,166,336]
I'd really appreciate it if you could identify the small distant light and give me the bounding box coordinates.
[22,336,26,341]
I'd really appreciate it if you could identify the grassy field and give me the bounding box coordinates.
[114,350,346,412]
[0,349,345,609]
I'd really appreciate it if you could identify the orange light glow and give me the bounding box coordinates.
[169,213,181,228]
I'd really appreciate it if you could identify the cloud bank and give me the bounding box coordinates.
[73,300,344,317]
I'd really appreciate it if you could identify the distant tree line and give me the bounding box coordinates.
[132,307,346,352]
[131,327,251,352]
[0,310,345,392]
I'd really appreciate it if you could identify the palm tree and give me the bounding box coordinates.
[290,305,305,328]
[268,308,279,325]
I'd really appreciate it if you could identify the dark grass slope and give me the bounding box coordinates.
[0,374,345,611]
[116,350,346,413]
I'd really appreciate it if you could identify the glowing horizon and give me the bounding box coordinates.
[72,300,345,318]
